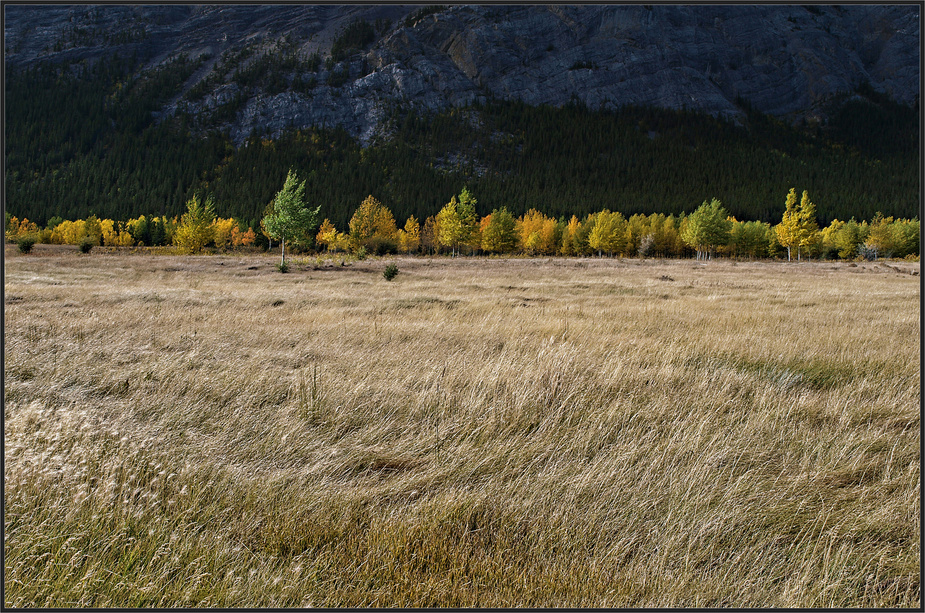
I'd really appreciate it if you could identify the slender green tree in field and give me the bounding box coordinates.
[262,169,320,267]
[174,195,216,254]
[681,198,731,260]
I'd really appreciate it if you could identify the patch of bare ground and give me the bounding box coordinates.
[4,250,920,607]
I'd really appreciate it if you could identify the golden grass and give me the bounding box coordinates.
[4,246,920,607]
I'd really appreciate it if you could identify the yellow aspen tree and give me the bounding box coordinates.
[539,216,558,255]
[588,209,617,257]
[51,219,86,245]
[478,214,493,250]
[796,190,819,261]
[560,215,580,256]
[624,213,650,257]
[5,215,20,241]
[115,221,135,246]
[348,195,398,252]
[315,218,338,251]
[421,215,439,255]
[212,218,236,251]
[517,209,558,255]
[174,195,217,254]
[866,212,897,258]
[398,216,420,253]
[457,187,479,252]
[331,232,351,252]
[100,219,117,245]
[20,218,38,238]
[481,208,517,253]
[6,216,38,241]
[436,196,464,256]
[775,187,800,261]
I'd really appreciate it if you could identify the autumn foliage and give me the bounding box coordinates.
[8,186,918,260]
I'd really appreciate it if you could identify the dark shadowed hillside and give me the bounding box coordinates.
[4,4,919,227]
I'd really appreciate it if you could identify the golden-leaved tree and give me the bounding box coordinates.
[481,207,518,254]
[348,195,398,253]
[796,190,819,260]
[436,196,465,256]
[776,188,818,261]
[398,216,421,253]
[775,188,800,261]
[174,195,216,254]
[588,209,625,257]
[315,219,338,252]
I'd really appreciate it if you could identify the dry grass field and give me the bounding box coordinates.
[4,245,920,607]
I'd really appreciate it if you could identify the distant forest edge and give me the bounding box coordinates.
[5,53,920,233]
[6,187,919,262]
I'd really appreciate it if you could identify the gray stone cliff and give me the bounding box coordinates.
[4,4,919,145]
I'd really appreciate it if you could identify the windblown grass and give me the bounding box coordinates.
[4,248,920,607]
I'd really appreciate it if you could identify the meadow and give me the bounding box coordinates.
[4,245,920,607]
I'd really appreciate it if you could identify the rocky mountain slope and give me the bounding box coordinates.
[4,4,920,145]
[4,5,919,142]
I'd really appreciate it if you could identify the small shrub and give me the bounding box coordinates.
[17,235,36,254]
[78,237,94,253]
[277,261,289,273]
[383,263,399,281]
[856,243,878,261]
[355,246,367,261]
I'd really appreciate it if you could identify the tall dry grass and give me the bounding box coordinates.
[4,247,920,607]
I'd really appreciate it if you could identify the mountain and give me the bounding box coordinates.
[4,4,919,145]
[3,4,920,229]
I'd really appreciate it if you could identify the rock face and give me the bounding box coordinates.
[4,4,919,144]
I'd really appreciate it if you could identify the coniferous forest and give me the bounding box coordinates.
[5,54,919,233]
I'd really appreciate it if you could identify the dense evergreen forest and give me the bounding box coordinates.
[5,53,919,232]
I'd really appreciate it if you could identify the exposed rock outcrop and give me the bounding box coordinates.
[4,4,919,145]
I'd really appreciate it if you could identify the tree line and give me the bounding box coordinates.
[7,179,918,262]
